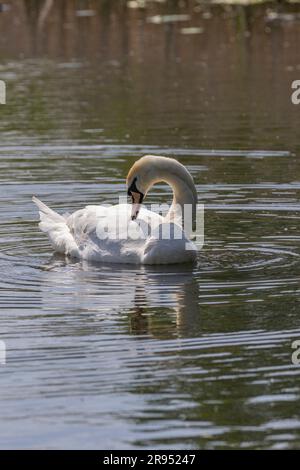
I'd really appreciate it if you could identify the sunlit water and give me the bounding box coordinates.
[1,1,300,449]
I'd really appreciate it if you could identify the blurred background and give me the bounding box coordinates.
[0,0,300,149]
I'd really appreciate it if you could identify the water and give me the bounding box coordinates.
[1,0,300,449]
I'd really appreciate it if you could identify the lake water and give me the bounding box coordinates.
[1,0,300,449]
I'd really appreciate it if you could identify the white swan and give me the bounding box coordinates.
[32,155,198,265]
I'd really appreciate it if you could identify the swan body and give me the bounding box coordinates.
[33,155,198,265]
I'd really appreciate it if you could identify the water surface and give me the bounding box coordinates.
[0,0,300,449]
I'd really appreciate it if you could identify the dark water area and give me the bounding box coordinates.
[0,0,300,449]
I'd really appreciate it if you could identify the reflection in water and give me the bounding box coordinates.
[41,255,200,339]
[0,0,300,451]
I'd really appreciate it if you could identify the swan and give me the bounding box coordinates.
[32,155,198,264]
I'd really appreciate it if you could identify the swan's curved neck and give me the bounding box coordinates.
[168,174,194,214]
[150,170,197,227]
[128,156,197,229]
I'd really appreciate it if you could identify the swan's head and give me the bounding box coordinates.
[126,156,155,220]
[127,155,197,222]
[126,174,145,221]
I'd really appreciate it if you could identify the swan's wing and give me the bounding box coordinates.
[66,203,151,234]
[66,204,146,263]
[66,205,108,244]
[67,204,163,248]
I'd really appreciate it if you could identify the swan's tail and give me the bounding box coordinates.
[32,196,79,257]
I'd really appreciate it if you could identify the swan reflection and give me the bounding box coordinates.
[40,254,200,338]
